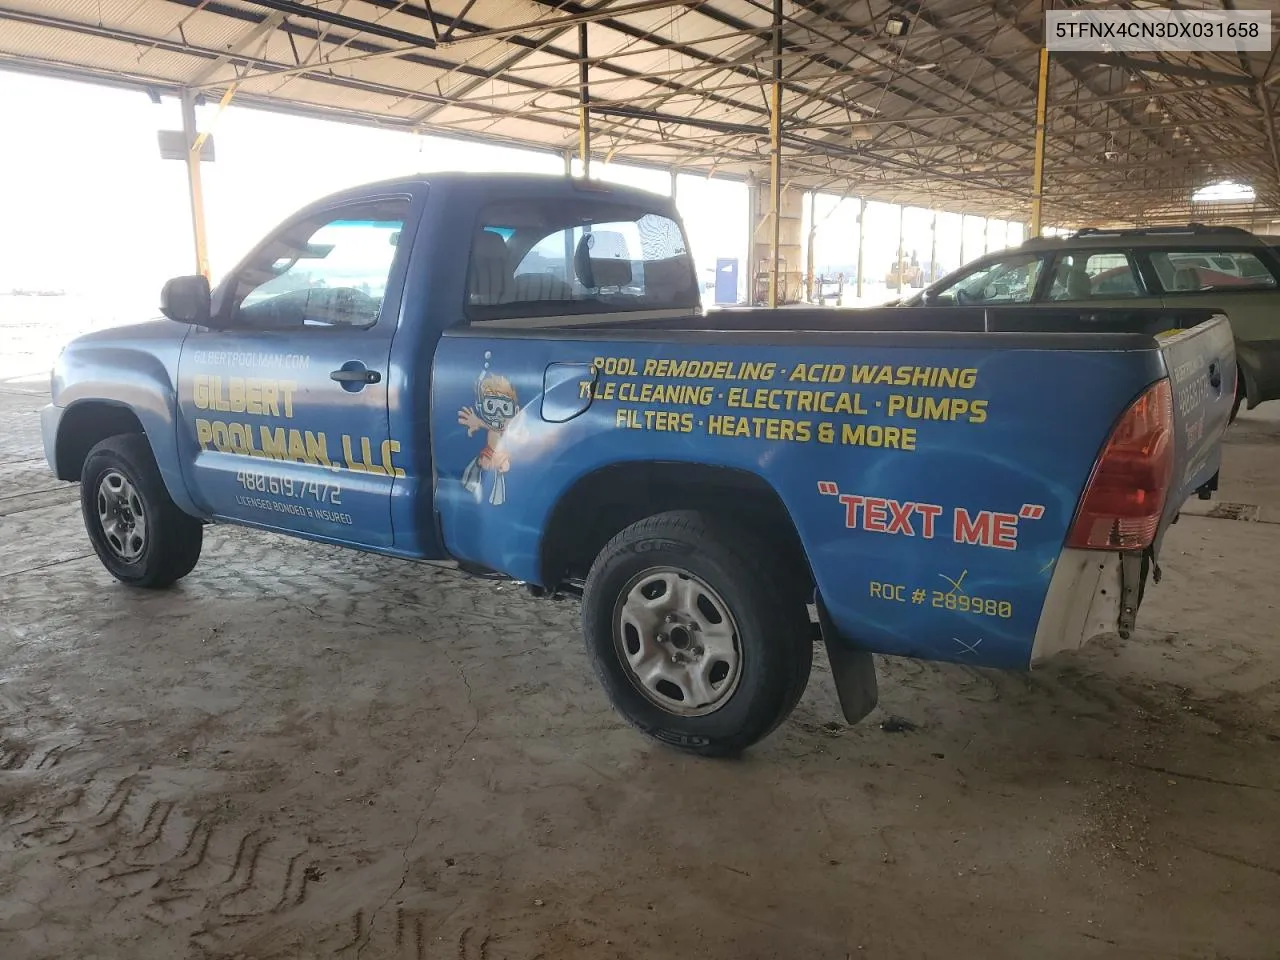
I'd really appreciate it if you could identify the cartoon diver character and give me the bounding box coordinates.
[458,372,520,505]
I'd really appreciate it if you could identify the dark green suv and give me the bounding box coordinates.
[903,224,1280,412]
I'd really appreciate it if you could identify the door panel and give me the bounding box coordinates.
[1164,299,1280,404]
[178,328,397,546]
[176,199,409,548]
[1148,248,1280,403]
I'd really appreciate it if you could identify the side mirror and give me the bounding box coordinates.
[160,275,211,325]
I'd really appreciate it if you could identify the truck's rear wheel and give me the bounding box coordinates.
[80,434,202,588]
[581,511,812,756]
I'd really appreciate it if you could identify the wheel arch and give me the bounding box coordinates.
[538,460,813,597]
[54,400,146,481]
[54,398,203,518]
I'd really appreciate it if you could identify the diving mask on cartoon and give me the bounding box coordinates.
[477,387,516,429]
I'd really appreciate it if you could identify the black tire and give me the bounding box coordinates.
[581,510,813,756]
[80,433,203,588]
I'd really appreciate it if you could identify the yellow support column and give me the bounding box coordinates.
[578,23,591,177]
[896,205,906,292]
[768,0,782,307]
[855,198,865,301]
[806,191,816,302]
[181,90,210,279]
[1030,47,1050,237]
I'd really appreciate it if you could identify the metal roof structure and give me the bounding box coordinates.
[3,0,1280,226]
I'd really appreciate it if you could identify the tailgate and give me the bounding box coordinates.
[1156,313,1236,554]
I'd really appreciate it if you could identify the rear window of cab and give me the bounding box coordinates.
[465,198,698,321]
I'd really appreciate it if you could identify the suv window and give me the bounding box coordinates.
[468,198,697,320]
[1045,251,1140,300]
[925,252,1045,305]
[233,199,409,329]
[1151,250,1278,293]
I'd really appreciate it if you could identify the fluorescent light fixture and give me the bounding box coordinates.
[885,13,910,37]
[1192,181,1256,203]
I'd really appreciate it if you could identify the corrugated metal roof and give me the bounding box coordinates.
[2,0,1279,223]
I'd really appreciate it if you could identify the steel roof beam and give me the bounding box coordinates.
[1054,52,1254,87]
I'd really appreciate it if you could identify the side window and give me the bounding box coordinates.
[467,198,696,320]
[232,199,409,329]
[1151,250,1279,293]
[1045,251,1140,300]
[927,253,1045,305]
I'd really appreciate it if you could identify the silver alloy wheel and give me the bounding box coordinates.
[613,566,743,717]
[96,469,147,562]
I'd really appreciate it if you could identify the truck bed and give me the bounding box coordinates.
[433,309,1235,670]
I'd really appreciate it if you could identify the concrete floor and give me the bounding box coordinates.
[1,375,1278,960]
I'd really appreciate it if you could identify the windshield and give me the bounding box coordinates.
[922,253,1045,306]
[466,198,698,321]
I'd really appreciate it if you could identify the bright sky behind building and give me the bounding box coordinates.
[0,69,749,304]
[0,68,1026,321]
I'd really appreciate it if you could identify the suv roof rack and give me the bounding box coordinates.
[1070,223,1253,239]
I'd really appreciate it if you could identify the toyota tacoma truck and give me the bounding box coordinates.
[44,173,1236,755]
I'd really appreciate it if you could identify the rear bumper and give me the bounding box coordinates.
[1030,549,1125,664]
[40,403,65,478]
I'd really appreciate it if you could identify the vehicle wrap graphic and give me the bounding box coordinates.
[432,335,1187,669]
[458,352,522,505]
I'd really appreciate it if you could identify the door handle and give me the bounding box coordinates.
[330,367,381,384]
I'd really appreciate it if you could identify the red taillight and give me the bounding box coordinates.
[1066,379,1174,551]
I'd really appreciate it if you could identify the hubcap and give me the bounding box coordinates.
[96,470,147,562]
[613,566,742,717]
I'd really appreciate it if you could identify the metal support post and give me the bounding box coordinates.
[855,198,865,301]
[578,23,591,176]
[896,205,906,292]
[929,213,938,284]
[768,0,783,308]
[807,191,816,301]
[1030,46,1050,236]
[180,90,210,278]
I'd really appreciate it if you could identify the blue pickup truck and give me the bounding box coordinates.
[44,174,1236,755]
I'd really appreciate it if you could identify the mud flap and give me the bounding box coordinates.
[1196,470,1219,501]
[816,594,878,724]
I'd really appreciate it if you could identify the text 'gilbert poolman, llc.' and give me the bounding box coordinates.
[1047,9,1271,53]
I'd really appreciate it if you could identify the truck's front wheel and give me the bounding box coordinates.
[581,511,812,756]
[80,434,203,588]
